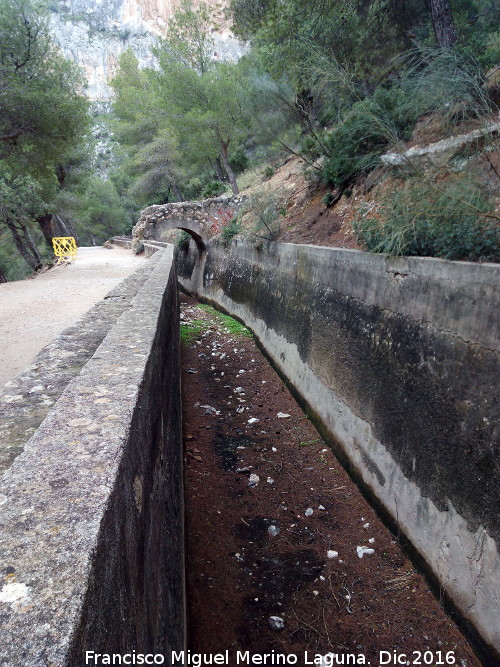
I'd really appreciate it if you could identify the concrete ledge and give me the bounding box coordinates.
[0,246,185,666]
[0,255,160,475]
[381,120,500,170]
[112,237,168,257]
[177,239,500,656]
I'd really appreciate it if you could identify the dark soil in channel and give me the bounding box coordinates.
[181,294,480,666]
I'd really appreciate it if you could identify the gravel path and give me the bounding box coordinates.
[0,246,146,387]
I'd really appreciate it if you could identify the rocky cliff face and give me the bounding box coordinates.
[49,0,244,100]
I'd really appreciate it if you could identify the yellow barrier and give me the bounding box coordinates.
[52,236,77,261]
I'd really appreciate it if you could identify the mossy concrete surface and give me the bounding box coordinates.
[0,246,185,665]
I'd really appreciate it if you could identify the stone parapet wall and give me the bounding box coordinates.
[0,247,185,665]
[112,236,167,257]
[0,254,160,475]
[177,239,500,658]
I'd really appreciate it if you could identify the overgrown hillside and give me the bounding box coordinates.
[1,0,499,281]
[108,0,500,262]
[235,108,500,261]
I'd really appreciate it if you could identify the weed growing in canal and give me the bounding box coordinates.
[299,439,320,447]
[218,312,252,338]
[197,305,252,338]
[180,319,207,345]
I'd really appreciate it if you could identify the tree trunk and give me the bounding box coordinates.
[214,157,226,183]
[429,0,458,48]
[37,213,76,245]
[6,220,43,271]
[0,267,7,283]
[37,213,55,246]
[219,142,239,196]
[54,214,76,239]
[25,226,43,266]
[167,169,184,202]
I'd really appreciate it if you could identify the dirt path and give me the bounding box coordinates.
[0,246,146,388]
[181,296,480,666]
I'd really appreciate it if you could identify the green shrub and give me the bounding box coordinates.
[247,190,285,242]
[353,178,499,261]
[220,216,242,246]
[398,48,493,126]
[320,49,494,189]
[202,181,226,199]
[481,31,500,71]
[176,230,191,250]
[0,232,37,281]
[321,86,418,188]
[73,178,132,245]
[229,149,249,174]
[263,166,275,179]
[322,192,336,207]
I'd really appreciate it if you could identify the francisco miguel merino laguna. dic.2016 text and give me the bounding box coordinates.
[85,649,458,665]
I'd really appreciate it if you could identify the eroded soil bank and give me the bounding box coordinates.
[181,294,480,666]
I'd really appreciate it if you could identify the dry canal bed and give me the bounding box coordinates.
[180,295,480,666]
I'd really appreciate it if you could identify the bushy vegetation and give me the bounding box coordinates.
[353,177,499,260]
[0,0,143,280]
[318,48,495,187]
[320,87,418,188]
[220,216,243,246]
[71,179,134,245]
[176,230,191,250]
[245,190,287,243]
[230,0,499,80]
[0,0,91,279]
[111,4,254,204]
[201,181,227,199]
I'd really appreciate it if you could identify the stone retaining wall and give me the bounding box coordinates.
[177,238,500,658]
[0,246,185,666]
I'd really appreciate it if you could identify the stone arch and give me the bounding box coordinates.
[156,219,207,252]
[132,195,247,252]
